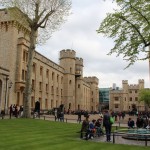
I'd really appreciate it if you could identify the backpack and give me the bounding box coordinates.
[110,116,114,124]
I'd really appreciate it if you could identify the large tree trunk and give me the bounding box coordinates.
[23,29,37,118]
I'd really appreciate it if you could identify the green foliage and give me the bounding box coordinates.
[139,89,150,107]
[97,0,150,68]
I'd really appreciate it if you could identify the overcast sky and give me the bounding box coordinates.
[37,0,150,88]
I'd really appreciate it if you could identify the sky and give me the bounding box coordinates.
[37,0,150,89]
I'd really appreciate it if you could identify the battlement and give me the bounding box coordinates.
[60,49,76,59]
[128,84,139,89]
[138,79,144,83]
[122,80,128,84]
[75,57,83,66]
[0,7,30,31]
[84,76,99,84]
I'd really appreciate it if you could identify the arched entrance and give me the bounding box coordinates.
[0,80,2,109]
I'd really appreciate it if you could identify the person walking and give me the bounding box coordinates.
[103,110,112,142]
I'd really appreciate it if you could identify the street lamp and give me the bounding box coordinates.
[4,76,9,114]
[7,81,13,112]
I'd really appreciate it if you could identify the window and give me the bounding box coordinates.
[130,97,132,101]
[40,67,43,76]
[46,69,49,78]
[51,86,54,94]
[135,97,138,101]
[61,77,63,84]
[25,71,27,81]
[114,97,119,101]
[115,104,118,108]
[22,70,24,80]
[57,75,59,82]
[31,96,34,108]
[69,80,72,84]
[52,72,54,80]
[129,90,132,93]
[39,82,42,91]
[135,90,137,93]
[23,50,28,62]
[70,67,72,73]
[33,63,36,73]
[56,87,59,95]
[45,99,48,109]
[46,84,48,92]
[78,84,80,88]
[32,79,35,89]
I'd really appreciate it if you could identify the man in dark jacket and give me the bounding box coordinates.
[103,110,112,142]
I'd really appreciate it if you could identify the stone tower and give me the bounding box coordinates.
[75,57,83,110]
[59,49,76,111]
[84,77,99,111]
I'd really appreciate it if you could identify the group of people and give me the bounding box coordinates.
[80,110,114,142]
[128,115,150,129]
[9,104,23,118]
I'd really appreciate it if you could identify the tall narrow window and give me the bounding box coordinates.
[57,75,59,82]
[46,69,49,78]
[22,70,24,80]
[45,99,48,109]
[52,72,54,80]
[39,82,42,91]
[40,67,43,76]
[46,84,48,92]
[33,63,36,73]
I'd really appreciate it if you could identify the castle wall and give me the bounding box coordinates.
[0,8,99,113]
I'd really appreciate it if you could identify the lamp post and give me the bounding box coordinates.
[7,81,13,113]
[4,76,9,114]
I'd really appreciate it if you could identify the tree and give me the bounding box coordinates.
[97,0,150,68]
[139,89,150,110]
[0,0,71,118]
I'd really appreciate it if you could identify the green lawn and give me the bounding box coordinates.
[0,119,148,150]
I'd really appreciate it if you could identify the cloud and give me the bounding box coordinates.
[36,0,150,88]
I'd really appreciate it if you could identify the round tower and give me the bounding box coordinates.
[59,49,76,111]
[75,57,83,78]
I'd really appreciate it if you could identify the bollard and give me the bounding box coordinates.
[116,126,118,130]
[145,136,147,146]
[113,132,115,144]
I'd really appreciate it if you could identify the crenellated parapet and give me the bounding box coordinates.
[128,84,139,89]
[75,57,83,66]
[0,8,30,35]
[138,79,144,84]
[84,76,99,85]
[122,80,128,84]
[60,49,76,60]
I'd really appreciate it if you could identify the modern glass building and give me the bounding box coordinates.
[99,88,111,111]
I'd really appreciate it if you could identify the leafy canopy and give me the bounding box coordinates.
[139,89,150,107]
[98,0,150,68]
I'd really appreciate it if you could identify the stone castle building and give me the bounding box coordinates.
[0,8,99,113]
[109,79,145,112]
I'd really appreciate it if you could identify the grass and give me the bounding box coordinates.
[0,119,149,150]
